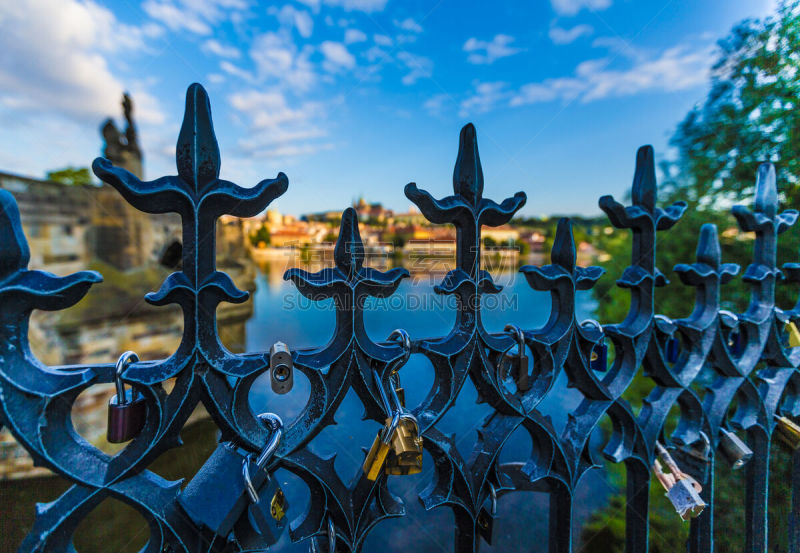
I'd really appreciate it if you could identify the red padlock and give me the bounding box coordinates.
[107,351,146,443]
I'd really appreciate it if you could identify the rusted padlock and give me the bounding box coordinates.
[107,351,146,443]
[653,442,705,521]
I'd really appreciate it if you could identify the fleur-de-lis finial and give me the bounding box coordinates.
[453,123,484,208]
[176,83,221,196]
[334,207,365,278]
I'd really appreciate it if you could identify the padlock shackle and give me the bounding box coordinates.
[488,482,497,516]
[579,319,603,332]
[255,413,283,468]
[386,328,411,375]
[373,367,395,416]
[503,324,525,354]
[114,351,139,406]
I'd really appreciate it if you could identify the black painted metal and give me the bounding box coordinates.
[0,83,799,552]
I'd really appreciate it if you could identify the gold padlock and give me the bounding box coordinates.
[775,415,800,450]
[363,413,399,481]
[786,322,800,348]
[385,413,424,475]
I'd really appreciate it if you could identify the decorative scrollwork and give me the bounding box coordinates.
[1,83,798,552]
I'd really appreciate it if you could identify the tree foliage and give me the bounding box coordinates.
[45,166,92,186]
[583,2,800,549]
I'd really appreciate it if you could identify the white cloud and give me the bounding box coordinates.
[423,93,452,116]
[0,0,164,124]
[320,41,356,71]
[396,51,432,85]
[322,0,387,11]
[463,34,522,64]
[549,24,593,44]
[394,17,423,33]
[249,31,316,90]
[143,0,248,35]
[374,34,393,46]
[344,28,367,43]
[297,0,387,11]
[550,0,611,16]
[510,41,713,106]
[202,39,241,58]
[220,60,254,81]
[228,90,330,160]
[459,82,508,116]
[270,4,314,38]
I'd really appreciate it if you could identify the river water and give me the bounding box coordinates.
[1,259,617,552]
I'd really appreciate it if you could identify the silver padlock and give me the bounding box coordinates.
[718,428,752,469]
[270,341,293,394]
[653,442,705,521]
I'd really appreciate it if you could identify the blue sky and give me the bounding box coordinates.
[0,0,778,217]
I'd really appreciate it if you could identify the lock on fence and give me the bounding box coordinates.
[362,329,423,480]
[177,413,288,548]
[501,324,531,392]
[107,351,146,443]
[653,442,706,521]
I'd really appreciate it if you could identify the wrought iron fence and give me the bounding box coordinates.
[1,83,799,552]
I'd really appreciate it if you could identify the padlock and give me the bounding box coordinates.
[233,455,289,549]
[270,341,293,394]
[476,482,497,544]
[653,442,705,521]
[310,516,336,553]
[502,324,531,392]
[785,321,800,348]
[580,320,608,372]
[178,413,283,538]
[775,415,800,451]
[363,413,400,481]
[718,428,752,469]
[107,351,146,443]
[665,336,680,364]
[382,336,423,475]
[384,414,424,475]
[364,329,423,479]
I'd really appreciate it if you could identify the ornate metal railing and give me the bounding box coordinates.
[1,83,799,552]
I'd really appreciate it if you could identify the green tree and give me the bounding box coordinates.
[46,166,92,186]
[249,224,271,247]
[584,2,800,550]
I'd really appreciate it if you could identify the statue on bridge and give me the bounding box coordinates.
[101,92,143,179]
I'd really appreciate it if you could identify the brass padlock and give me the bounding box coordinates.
[502,324,530,392]
[775,415,800,450]
[362,412,400,481]
[270,341,293,394]
[718,428,752,469]
[363,329,423,479]
[385,414,424,475]
[653,442,705,521]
